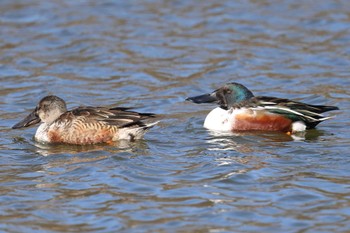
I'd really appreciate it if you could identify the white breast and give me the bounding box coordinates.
[34,123,50,143]
[203,107,235,132]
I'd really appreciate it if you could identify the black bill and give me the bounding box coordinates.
[12,110,41,129]
[186,93,218,104]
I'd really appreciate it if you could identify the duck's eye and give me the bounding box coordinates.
[34,105,41,113]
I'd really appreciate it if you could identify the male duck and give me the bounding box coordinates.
[12,95,157,144]
[186,82,339,133]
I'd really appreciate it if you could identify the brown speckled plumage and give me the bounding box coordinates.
[12,96,157,145]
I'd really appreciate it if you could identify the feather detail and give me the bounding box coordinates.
[61,106,155,128]
[232,96,339,129]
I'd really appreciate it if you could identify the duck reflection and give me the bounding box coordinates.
[205,130,293,153]
[13,134,150,157]
[34,139,149,156]
[205,129,324,152]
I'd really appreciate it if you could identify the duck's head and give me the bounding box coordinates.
[12,95,67,129]
[186,82,254,109]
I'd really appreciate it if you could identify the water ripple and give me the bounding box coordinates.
[0,0,349,232]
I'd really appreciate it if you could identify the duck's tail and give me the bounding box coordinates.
[118,121,159,140]
[264,103,339,129]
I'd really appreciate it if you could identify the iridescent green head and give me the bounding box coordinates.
[186,82,254,109]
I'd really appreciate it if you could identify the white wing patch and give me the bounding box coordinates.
[292,121,306,132]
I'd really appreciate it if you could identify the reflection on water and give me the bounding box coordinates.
[33,139,150,156]
[0,0,349,232]
[205,130,312,152]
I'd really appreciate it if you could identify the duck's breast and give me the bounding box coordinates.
[34,123,51,143]
[203,107,235,131]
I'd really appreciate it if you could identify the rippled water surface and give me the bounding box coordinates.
[1,1,350,232]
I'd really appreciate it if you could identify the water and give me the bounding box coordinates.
[1,0,350,232]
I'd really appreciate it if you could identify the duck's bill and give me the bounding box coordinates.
[186,93,218,104]
[12,110,40,129]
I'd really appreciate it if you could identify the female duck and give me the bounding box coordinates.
[13,95,157,144]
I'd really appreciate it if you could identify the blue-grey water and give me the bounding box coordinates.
[1,1,350,232]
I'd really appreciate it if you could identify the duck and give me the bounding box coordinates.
[12,95,158,144]
[186,82,339,133]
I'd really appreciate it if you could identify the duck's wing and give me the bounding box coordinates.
[60,106,155,128]
[236,96,339,128]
